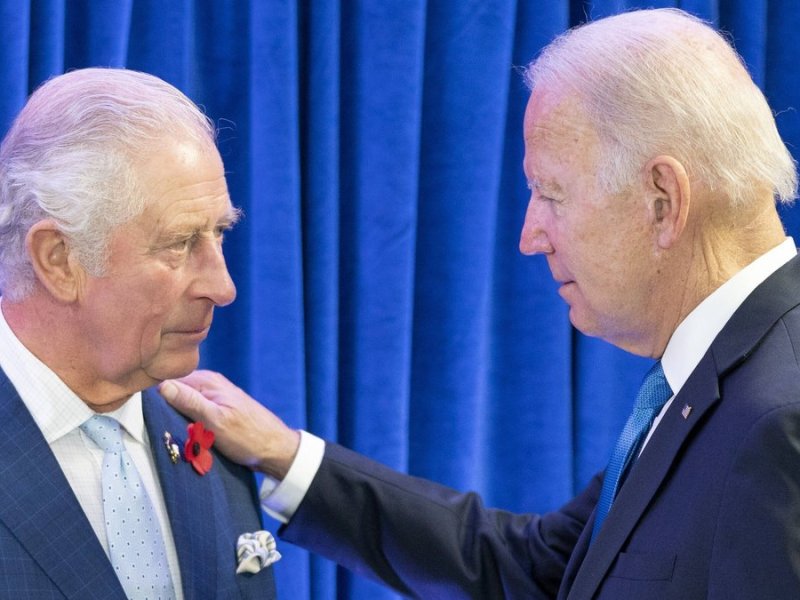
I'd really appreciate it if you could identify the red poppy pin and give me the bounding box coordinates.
[163,422,216,475]
[185,422,216,475]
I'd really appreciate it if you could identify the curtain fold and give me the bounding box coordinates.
[1,1,798,598]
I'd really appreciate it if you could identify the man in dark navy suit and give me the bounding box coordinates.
[162,8,800,599]
[0,68,277,599]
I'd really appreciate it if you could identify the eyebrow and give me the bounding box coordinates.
[154,206,242,246]
[219,206,242,229]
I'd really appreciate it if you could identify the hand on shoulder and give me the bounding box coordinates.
[160,370,300,480]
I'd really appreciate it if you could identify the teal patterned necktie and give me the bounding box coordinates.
[591,362,672,542]
[81,415,176,600]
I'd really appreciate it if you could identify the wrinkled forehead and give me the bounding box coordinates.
[522,87,601,176]
[524,88,596,147]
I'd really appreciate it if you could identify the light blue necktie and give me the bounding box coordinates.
[591,361,673,542]
[81,415,176,600]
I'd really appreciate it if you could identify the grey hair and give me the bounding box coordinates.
[523,8,797,207]
[0,68,216,301]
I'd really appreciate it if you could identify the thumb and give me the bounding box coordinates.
[159,379,210,422]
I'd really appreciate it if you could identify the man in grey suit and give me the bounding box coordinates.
[0,68,277,598]
[162,8,800,599]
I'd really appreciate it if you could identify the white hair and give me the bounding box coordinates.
[523,8,797,207]
[0,68,216,301]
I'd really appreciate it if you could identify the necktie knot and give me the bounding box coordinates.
[81,415,125,453]
[633,361,673,412]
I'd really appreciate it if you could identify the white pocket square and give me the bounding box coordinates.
[236,530,282,575]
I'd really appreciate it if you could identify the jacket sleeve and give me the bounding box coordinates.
[280,442,600,599]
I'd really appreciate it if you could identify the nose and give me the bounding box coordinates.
[196,237,237,306]
[519,197,553,255]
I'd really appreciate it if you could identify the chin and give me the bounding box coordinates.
[568,308,602,339]
[145,351,201,382]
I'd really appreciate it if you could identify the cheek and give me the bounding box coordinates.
[591,243,653,319]
[136,302,179,357]
[138,318,168,354]
[112,285,178,360]
[566,234,632,309]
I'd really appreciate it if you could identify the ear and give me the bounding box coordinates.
[25,220,84,302]
[644,155,691,249]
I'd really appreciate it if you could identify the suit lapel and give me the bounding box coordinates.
[564,254,800,598]
[0,371,125,599]
[142,388,219,600]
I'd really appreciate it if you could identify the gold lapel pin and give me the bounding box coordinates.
[163,431,181,464]
[681,404,693,419]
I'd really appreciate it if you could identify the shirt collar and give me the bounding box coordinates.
[0,299,145,444]
[661,237,796,395]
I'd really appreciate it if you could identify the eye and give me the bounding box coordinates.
[213,224,230,242]
[169,235,198,253]
[527,179,559,203]
[534,189,559,204]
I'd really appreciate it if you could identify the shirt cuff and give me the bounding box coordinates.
[259,430,325,523]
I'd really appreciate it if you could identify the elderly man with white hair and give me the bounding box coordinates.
[162,8,800,599]
[0,68,277,599]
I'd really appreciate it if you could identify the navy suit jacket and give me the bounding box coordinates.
[0,374,277,599]
[281,254,800,599]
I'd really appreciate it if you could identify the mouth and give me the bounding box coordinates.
[556,280,575,297]
[169,320,212,340]
[171,327,210,341]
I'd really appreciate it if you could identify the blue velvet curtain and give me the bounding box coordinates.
[1,1,797,598]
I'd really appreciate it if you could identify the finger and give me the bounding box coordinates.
[176,369,217,389]
[177,369,240,397]
[159,379,215,422]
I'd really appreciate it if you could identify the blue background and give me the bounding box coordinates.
[0,1,797,598]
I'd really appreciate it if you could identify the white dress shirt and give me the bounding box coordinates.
[650,236,796,447]
[0,302,184,598]
[261,237,797,523]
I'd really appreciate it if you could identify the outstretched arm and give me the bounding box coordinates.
[160,369,596,598]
